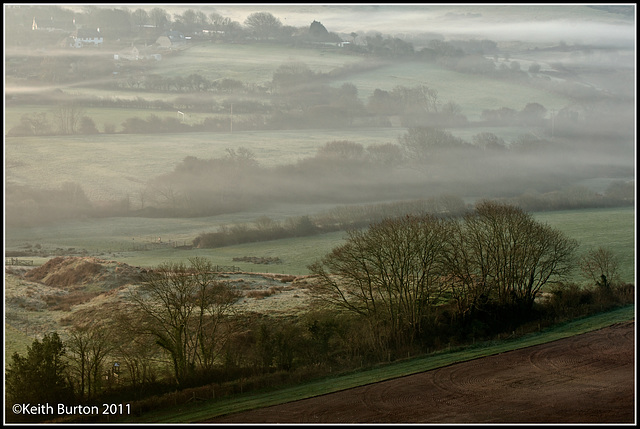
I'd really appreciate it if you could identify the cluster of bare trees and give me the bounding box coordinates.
[309,201,580,347]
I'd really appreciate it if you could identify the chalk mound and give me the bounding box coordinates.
[24,256,142,289]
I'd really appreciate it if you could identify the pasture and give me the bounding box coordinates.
[5,206,635,282]
[158,42,363,83]
[4,128,405,201]
[3,119,606,205]
[328,60,572,121]
[532,207,636,284]
[159,42,575,121]
[4,7,635,423]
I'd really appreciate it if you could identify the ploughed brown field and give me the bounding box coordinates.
[205,321,635,424]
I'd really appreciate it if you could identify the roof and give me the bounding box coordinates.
[75,28,102,39]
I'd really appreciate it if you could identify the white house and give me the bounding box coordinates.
[71,28,103,48]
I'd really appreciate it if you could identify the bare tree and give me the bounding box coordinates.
[579,246,621,290]
[53,103,85,135]
[189,257,240,371]
[443,216,494,318]
[457,201,578,310]
[309,214,452,347]
[398,126,470,171]
[244,11,282,40]
[14,112,51,135]
[129,257,240,385]
[149,7,169,32]
[110,305,159,391]
[131,8,149,31]
[67,320,115,400]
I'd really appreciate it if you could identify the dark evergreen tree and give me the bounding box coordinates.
[309,20,329,39]
[6,332,75,405]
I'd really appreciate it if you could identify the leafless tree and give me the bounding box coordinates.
[244,11,282,40]
[53,103,85,135]
[129,257,240,385]
[16,112,51,135]
[579,246,621,290]
[309,214,452,347]
[457,201,579,310]
[131,8,149,30]
[67,320,115,400]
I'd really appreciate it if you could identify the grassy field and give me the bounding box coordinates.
[5,205,633,364]
[4,10,634,420]
[533,207,635,284]
[3,37,619,205]
[4,42,362,133]
[329,60,572,121]
[161,42,575,121]
[5,128,406,201]
[120,304,635,423]
[5,206,635,281]
[158,42,363,83]
[4,121,616,204]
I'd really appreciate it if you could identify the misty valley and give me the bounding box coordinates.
[3,4,635,424]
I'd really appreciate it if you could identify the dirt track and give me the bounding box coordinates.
[206,321,635,424]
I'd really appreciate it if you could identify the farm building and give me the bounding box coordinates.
[70,28,103,48]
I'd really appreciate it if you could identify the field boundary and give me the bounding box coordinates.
[5,258,34,266]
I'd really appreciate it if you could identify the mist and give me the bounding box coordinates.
[210,4,635,46]
[4,4,636,229]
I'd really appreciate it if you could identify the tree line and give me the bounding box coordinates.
[5,202,633,422]
[7,78,464,136]
[192,195,467,249]
[9,73,626,139]
[8,5,611,85]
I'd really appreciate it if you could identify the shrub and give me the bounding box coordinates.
[547,282,594,318]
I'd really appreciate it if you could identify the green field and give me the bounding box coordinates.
[329,60,572,121]
[4,12,634,298]
[162,42,574,121]
[533,207,636,284]
[4,37,618,206]
[5,206,635,282]
[4,121,610,204]
[159,42,363,83]
[5,128,407,201]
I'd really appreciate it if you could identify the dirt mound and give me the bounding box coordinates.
[24,256,142,289]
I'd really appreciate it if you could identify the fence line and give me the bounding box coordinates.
[5,258,34,266]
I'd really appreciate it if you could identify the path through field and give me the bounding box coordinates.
[206,321,635,423]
